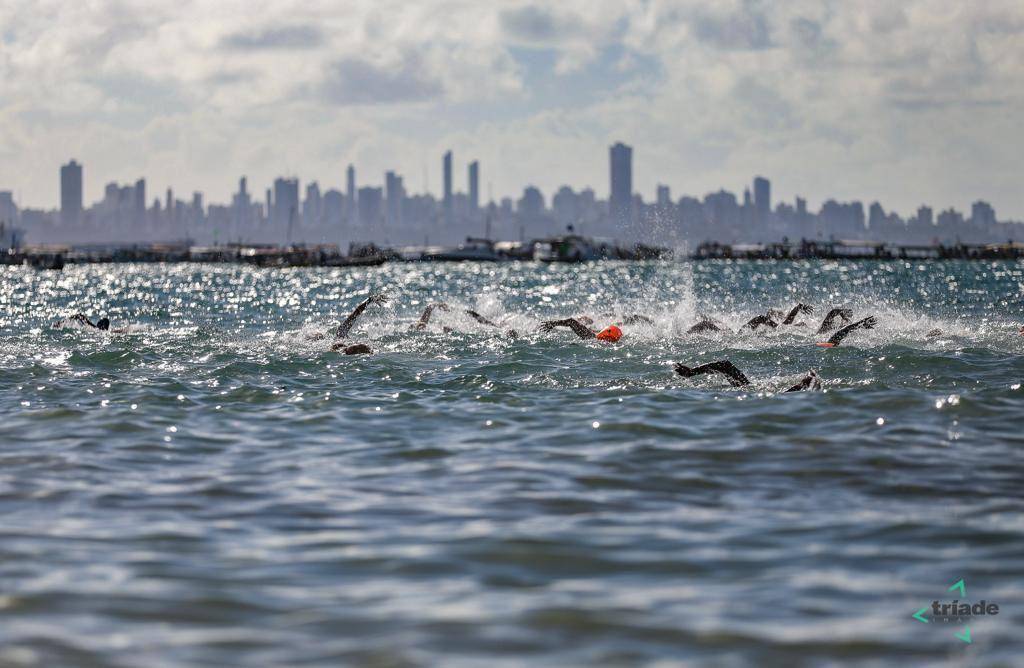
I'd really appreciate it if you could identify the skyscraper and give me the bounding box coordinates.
[385,171,404,226]
[443,150,453,224]
[273,177,299,228]
[656,184,671,209]
[468,160,479,213]
[60,160,83,226]
[233,177,251,227]
[753,176,770,221]
[133,179,146,226]
[357,186,384,227]
[346,164,356,223]
[609,142,632,225]
[0,191,17,226]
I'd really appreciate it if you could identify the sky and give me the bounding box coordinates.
[2,0,1024,219]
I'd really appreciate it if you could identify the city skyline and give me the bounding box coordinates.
[2,141,1018,252]
[2,2,1024,219]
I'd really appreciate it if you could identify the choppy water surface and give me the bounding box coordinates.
[1,260,1023,667]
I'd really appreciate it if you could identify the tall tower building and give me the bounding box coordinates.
[609,142,632,226]
[133,179,146,226]
[346,164,356,223]
[443,150,453,224]
[273,178,299,228]
[753,176,771,221]
[468,161,479,213]
[60,160,83,226]
[385,171,404,226]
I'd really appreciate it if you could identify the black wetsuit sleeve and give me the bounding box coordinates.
[783,304,812,325]
[826,316,877,346]
[541,318,597,339]
[784,371,821,392]
[687,320,722,334]
[744,314,778,331]
[816,308,853,334]
[465,310,500,327]
[336,294,387,339]
[675,360,751,386]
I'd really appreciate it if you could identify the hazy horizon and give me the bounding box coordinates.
[3,1,1024,218]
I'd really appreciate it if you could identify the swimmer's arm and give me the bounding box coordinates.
[621,313,654,326]
[784,370,821,392]
[687,320,722,334]
[744,314,778,331]
[783,303,813,325]
[826,315,877,346]
[465,310,500,327]
[674,360,751,387]
[414,302,449,330]
[540,318,596,339]
[816,308,853,334]
[336,293,387,339]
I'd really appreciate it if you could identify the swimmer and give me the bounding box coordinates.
[54,313,109,330]
[540,317,622,342]
[415,301,518,338]
[52,313,128,332]
[817,316,877,347]
[686,315,729,334]
[329,292,387,354]
[674,359,821,392]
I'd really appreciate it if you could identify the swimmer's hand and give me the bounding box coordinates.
[369,293,388,306]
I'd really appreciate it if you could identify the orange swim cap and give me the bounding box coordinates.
[816,342,836,348]
[596,325,622,342]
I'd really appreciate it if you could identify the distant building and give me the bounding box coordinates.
[303,181,322,226]
[233,177,252,227]
[468,161,479,213]
[443,150,453,224]
[552,186,578,225]
[656,184,672,209]
[753,176,770,221]
[60,159,83,226]
[517,186,545,221]
[323,189,344,226]
[133,179,146,226]
[385,171,404,226]
[937,208,964,228]
[609,142,632,225]
[273,177,299,228]
[0,191,17,226]
[915,205,933,227]
[358,186,384,226]
[346,164,356,223]
[971,201,996,226]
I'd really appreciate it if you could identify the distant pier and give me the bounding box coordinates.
[3,237,1024,270]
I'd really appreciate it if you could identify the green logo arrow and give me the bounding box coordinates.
[948,578,966,597]
[955,626,971,644]
[912,607,930,623]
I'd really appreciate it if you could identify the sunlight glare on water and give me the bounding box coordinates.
[1,259,1023,666]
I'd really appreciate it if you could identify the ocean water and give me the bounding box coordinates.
[1,260,1022,667]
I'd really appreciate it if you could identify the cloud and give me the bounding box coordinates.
[2,0,1024,220]
[319,53,443,105]
[220,25,324,51]
[499,6,572,42]
[690,4,772,51]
